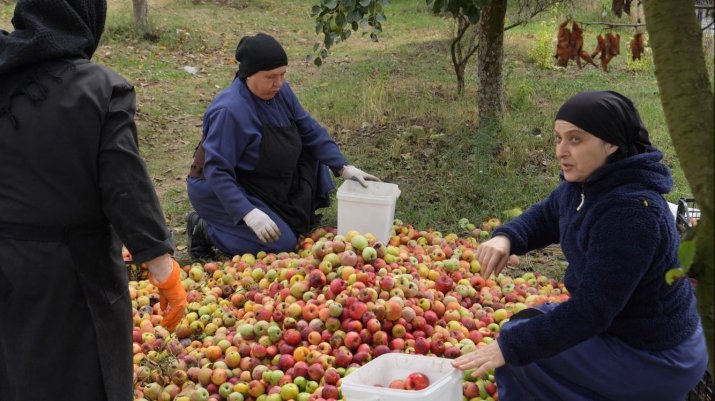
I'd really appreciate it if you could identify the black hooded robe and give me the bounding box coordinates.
[0,2,173,400]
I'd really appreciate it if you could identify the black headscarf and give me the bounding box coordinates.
[235,33,288,79]
[555,90,652,162]
[0,0,107,74]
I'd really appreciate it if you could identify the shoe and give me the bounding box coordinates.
[186,211,215,260]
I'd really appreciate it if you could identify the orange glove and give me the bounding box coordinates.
[149,259,187,332]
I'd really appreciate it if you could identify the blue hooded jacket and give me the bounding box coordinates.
[494,148,699,365]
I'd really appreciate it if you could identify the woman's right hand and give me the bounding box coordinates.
[475,235,512,278]
[243,208,281,243]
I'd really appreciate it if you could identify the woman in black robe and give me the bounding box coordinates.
[0,1,186,400]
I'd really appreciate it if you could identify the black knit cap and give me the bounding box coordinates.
[555,90,652,162]
[235,33,288,79]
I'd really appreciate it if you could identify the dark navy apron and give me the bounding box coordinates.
[235,98,320,235]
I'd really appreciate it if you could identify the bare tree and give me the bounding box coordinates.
[451,16,479,95]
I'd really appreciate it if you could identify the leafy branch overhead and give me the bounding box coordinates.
[309,0,485,66]
[309,0,388,65]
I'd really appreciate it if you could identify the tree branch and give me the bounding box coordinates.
[504,1,551,31]
[574,21,647,28]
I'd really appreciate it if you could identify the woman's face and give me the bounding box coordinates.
[246,66,287,100]
[554,120,618,183]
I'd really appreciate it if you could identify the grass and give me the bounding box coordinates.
[1,0,712,266]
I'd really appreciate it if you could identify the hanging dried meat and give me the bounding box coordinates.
[591,32,621,72]
[629,32,645,61]
[555,20,597,69]
[569,21,597,68]
[555,20,572,67]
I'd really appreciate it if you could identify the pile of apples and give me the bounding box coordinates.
[130,221,570,401]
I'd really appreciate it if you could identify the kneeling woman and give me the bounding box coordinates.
[186,33,377,258]
[452,90,708,401]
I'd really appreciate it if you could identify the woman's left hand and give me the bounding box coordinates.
[451,341,506,378]
[340,165,380,188]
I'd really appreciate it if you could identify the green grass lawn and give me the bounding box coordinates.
[2,0,711,261]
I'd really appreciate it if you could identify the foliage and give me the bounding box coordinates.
[309,0,389,66]
[665,239,696,285]
[526,24,556,69]
[309,0,485,66]
[624,53,652,72]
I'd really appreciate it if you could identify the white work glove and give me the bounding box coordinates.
[340,165,380,188]
[243,208,281,243]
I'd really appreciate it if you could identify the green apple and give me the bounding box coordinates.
[362,246,377,262]
[503,207,523,221]
[351,234,369,251]
[443,258,460,272]
[279,383,299,400]
[227,393,244,401]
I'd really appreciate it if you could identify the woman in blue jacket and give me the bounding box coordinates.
[453,90,707,401]
[186,33,378,258]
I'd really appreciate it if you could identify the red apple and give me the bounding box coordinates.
[373,345,391,358]
[485,381,497,396]
[307,363,325,381]
[414,337,430,355]
[333,347,353,368]
[322,384,340,399]
[463,382,479,398]
[344,331,361,350]
[405,372,430,391]
[292,361,309,378]
[430,339,446,356]
[352,350,372,364]
[277,354,295,370]
[329,279,345,296]
[283,329,302,346]
[349,301,368,320]
[324,368,341,385]
[379,276,395,291]
[308,270,327,289]
[444,346,461,359]
[435,275,454,293]
[339,250,358,267]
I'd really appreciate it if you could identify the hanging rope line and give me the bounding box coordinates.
[572,21,646,28]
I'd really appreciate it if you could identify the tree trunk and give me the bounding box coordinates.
[132,0,149,33]
[643,0,714,373]
[455,64,466,95]
[451,17,479,96]
[476,0,507,124]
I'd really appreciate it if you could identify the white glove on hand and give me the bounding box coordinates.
[340,165,380,188]
[243,208,281,243]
